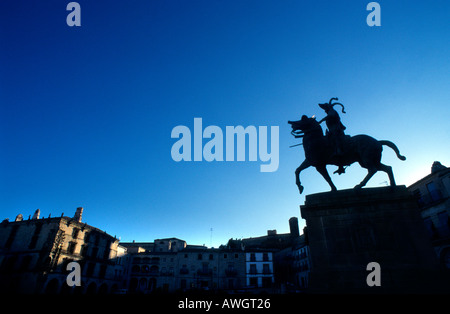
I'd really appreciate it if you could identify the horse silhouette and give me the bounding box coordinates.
[288,115,406,194]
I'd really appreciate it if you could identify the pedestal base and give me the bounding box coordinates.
[300,186,444,293]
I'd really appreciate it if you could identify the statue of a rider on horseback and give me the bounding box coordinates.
[288,98,406,195]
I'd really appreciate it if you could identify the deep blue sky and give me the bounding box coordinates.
[1,1,449,247]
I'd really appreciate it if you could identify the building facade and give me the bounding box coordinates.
[0,207,126,294]
[292,243,311,289]
[245,251,274,290]
[408,161,450,269]
[121,239,249,293]
[0,208,294,294]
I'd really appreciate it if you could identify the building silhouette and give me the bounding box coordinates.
[0,207,126,294]
[408,161,450,269]
[120,239,274,293]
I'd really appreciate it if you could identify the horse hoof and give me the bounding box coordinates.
[299,185,304,194]
[354,184,362,189]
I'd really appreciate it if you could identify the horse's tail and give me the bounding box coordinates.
[379,140,406,161]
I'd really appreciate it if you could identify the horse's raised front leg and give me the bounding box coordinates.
[315,165,337,192]
[295,160,311,194]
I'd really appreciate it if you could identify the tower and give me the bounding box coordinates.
[289,217,299,237]
[74,207,83,223]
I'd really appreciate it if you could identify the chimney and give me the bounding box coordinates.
[289,217,300,237]
[74,207,83,223]
[267,230,277,236]
[32,209,40,220]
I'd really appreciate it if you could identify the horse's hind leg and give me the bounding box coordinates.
[355,167,377,189]
[316,165,337,192]
[378,163,396,186]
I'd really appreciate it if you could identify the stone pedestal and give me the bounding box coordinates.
[300,186,443,293]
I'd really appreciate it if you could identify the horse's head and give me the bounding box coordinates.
[288,115,321,137]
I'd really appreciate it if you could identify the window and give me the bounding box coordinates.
[413,189,424,206]
[99,264,107,279]
[427,182,443,202]
[249,264,257,274]
[224,254,227,259]
[438,212,449,226]
[438,212,450,237]
[5,225,19,249]
[91,247,99,258]
[1,255,17,272]
[28,235,39,249]
[202,262,208,273]
[20,256,32,271]
[72,228,80,239]
[67,242,77,254]
[263,253,269,261]
[131,265,140,273]
[103,246,111,260]
[80,245,88,256]
[29,224,42,249]
[143,257,150,263]
[423,217,438,238]
[150,265,159,274]
[94,234,100,246]
[263,263,271,274]
[151,257,160,264]
[209,254,214,260]
[133,257,141,264]
[198,254,202,260]
[250,253,256,262]
[86,262,95,276]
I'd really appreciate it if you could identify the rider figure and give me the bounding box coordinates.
[318,98,347,175]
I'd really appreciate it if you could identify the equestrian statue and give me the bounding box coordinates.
[288,98,406,194]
